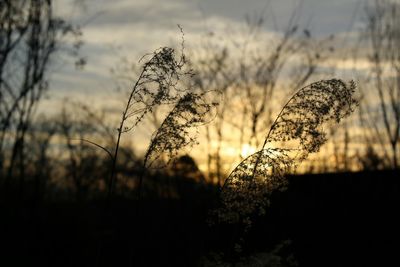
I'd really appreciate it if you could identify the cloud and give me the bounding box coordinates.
[48,0,371,110]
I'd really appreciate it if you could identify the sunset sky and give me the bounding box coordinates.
[44,0,377,173]
[49,0,365,98]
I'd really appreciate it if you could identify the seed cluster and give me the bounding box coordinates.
[214,79,358,231]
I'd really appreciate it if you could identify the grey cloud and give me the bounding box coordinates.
[76,0,367,36]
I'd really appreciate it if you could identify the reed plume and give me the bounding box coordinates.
[215,79,358,230]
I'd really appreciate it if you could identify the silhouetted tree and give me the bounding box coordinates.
[364,0,400,168]
[0,0,81,191]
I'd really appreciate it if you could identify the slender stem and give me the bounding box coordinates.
[108,123,123,198]
[107,67,147,198]
[71,138,113,160]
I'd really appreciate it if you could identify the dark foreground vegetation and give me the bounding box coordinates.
[1,169,399,267]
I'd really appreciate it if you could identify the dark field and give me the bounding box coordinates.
[1,170,399,267]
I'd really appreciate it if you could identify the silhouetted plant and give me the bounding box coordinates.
[144,91,217,168]
[107,47,190,196]
[191,11,335,185]
[214,79,357,232]
[83,28,218,198]
[139,91,218,198]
